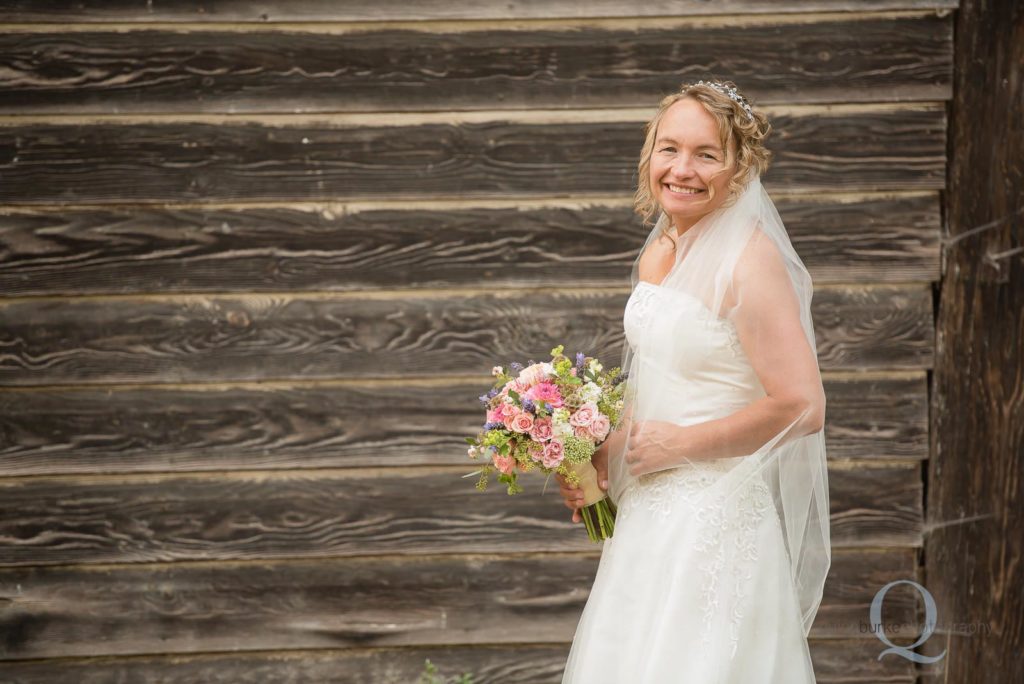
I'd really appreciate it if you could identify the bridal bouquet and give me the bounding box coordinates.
[465,345,627,542]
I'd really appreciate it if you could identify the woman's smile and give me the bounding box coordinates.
[663,182,707,198]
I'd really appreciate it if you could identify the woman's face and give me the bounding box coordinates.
[649,98,736,236]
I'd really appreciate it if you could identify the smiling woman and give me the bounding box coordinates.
[558,80,829,684]
[636,81,773,242]
[650,102,734,229]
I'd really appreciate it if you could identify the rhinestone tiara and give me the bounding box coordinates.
[686,80,755,121]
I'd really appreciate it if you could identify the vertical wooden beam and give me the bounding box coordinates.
[923,0,1024,679]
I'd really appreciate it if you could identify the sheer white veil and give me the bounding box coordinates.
[606,168,831,637]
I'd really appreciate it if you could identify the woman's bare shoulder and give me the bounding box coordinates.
[638,232,676,284]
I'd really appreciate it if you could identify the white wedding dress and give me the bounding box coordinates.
[561,280,818,683]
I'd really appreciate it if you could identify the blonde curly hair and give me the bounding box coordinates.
[634,80,773,246]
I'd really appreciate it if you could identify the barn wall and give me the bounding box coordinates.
[0,2,956,681]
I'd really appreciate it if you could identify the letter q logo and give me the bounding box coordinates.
[870,579,946,663]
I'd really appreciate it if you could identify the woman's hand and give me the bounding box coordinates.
[555,444,609,523]
[624,420,693,476]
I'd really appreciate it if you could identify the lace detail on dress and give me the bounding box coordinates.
[617,461,730,521]
[686,295,744,359]
[696,479,773,660]
[617,463,773,661]
[623,282,659,348]
[722,322,744,359]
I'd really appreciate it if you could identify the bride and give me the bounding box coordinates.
[556,80,831,682]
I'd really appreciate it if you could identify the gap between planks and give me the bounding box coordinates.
[0,368,928,394]
[0,545,908,575]
[0,101,948,127]
[0,458,920,487]
[0,281,935,306]
[0,189,940,214]
[0,9,955,35]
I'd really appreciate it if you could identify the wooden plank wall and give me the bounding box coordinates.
[0,2,956,681]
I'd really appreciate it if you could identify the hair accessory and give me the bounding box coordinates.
[688,80,755,122]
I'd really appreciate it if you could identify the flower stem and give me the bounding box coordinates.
[580,497,616,542]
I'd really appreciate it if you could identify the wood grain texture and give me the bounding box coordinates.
[0,462,920,567]
[0,549,918,661]
[0,286,933,387]
[0,375,929,477]
[0,0,961,22]
[0,15,953,114]
[0,108,947,205]
[823,374,929,461]
[0,639,919,683]
[920,0,1024,679]
[0,194,941,296]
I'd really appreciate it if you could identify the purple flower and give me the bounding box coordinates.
[510,361,523,372]
[521,398,535,413]
[487,388,500,398]
[483,421,505,430]
[478,394,490,404]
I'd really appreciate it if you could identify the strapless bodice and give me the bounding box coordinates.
[622,280,766,425]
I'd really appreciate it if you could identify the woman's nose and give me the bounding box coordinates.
[670,154,696,177]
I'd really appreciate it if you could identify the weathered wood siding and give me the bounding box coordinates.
[0,2,957,681]
[919,0,1024,681]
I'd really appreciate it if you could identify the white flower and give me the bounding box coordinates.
[491,365,503,376]
[588,359,603,373]
[581,382,601,403]
[553,422,574,439]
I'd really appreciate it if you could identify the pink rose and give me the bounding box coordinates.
[589,413,611,441]
[517,363,550,389]
[500,403,518,418]
[569,402,598,427]
[527,442,545,463]
[492,451,515,475]
[510,411,535,434]
[525,381,563,409]
[529,417,553,442]
[574,424,593,440]
[541,439,565,468]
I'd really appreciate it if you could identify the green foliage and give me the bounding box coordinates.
[482,429,511,449]
[419,658,475,684]
[497,469,525,495]
[562,434,597,464]
[474,466,491,491]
